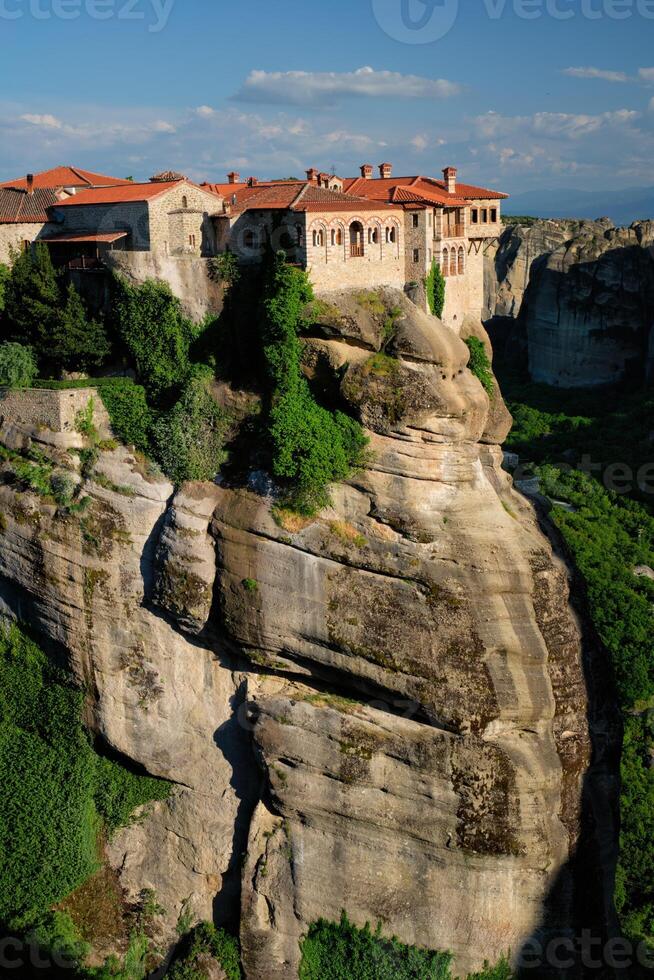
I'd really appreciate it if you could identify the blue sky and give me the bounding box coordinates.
[1,0,653,194]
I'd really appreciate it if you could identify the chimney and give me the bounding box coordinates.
[443,166,457,194]
[306,168,319,183]
[379,162,392,179]
[319,172,330,188]
[26,173,34,196]
[360,163,373,180]
[227,171,240,184]
[247,176,258,187]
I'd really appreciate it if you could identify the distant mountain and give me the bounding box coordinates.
[504,186,654,227]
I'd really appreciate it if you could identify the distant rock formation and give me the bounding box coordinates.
[485,219,654,387]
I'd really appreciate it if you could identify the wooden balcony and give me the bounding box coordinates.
[442,223,465,239]
[350,243,365,257]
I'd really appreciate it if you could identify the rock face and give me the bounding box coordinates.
[486,219,654,387]
[0,289,609,977]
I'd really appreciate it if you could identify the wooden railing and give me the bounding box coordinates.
[350,243,365,257]
[442,223,465,239]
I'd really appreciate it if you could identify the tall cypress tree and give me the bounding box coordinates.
[2,243,60,353]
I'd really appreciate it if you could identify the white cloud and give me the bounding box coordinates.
[152,120,176,133]
[411,134,428,152]
[473,109,640,140]
[639,68,654,83]
[194,105,215,118]
[20,113,64,129]
[232,66,462,107]
[563,67,628,83]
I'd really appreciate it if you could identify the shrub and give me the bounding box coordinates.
[425,260,446,318]
[151,367,230,484]
[97,380,152,453]
[209,251,240,289]
[0,342,38,388]
[299,912,453,980]
[112,277,193,400]
[0,262,9,313]
[168,922,242,980]
[260,252,368,513]
[0,622,170,931]
[464,336,494,395]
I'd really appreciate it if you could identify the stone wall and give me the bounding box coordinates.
[442,244,485,328]
[0,386,111,448]
[148,183,222,256]
[50,200,151,249]
[306,210,404,292]
[0,222,50,263]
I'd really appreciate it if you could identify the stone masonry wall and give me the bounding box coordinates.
[0,386,111,449]
[306,209,404,292]
[148,183,222,256]
[50,201,151,249]
[0,222,50,263]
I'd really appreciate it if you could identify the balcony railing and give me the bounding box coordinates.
[441,223,465,239]
[350,243,365,257]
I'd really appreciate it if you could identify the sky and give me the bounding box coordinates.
[0,0,653,196]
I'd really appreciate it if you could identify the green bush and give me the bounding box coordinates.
[464,337,494,395]
[112,277,193,400]
[0,342,38,388]
[0,622,170,931]
[51,283,110,373]
[151,367,230,484]
[97,380,152,453]
[299,912,453,979]
[168,922,242,980]
[260,252,368,513]
[425,260,446,318]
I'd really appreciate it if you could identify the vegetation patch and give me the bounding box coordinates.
[425,260,446,318]
[168,921,242,979]
[0,622,170,933]
[328,520,368,549]
[299,911,513,979]
[464,337,494,395]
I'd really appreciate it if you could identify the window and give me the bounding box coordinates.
[458,246,465,275]
[296,225,303,246]
[181,195,188,209]
[189,234,196,247]
[412,214,419,228]
[491,208,497,223]
[244,229,256,249]
[336,227,343,246]
[368,226,379,244]
[413,248,420,263]
[450,249,457,277]
[389,225,396,243]
[471,208,479,224]
[331,229,335,246]
[442,247,449,275]
[481,209,488,223]
[313,230,324,247]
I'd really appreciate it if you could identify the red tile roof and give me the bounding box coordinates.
[41,230,129,243]
[229,181,401,215]
[0,166,133,190]
[52,179,222,208]
[0,187,56,224]
[342,174,507,206]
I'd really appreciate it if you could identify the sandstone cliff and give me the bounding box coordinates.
[486,219,654,387]
[0,289,608,977]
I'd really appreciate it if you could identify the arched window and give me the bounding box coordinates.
[389,225,397,243]
[442,247,449,276]
[331,229,336,246]
[181,195,188,209]
[458,246,465,275]
[336,227,343,246]
[243,229,256,249]
[450,249,457,277]
[349,221,364,257]
[296,225,303,246]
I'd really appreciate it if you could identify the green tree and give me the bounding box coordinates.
[425,260,446,318]
[51,284,110,373]
[112,277,193,401]
[2,244,61,355]
[0,342,38,388]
